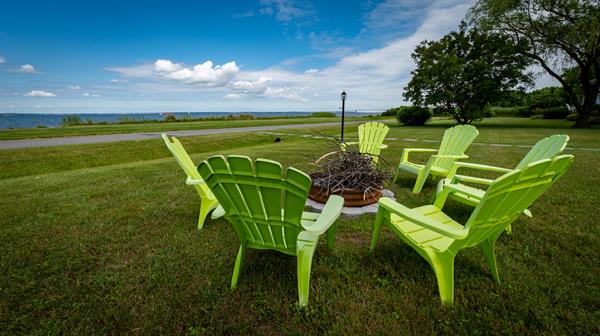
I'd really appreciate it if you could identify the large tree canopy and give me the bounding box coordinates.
[468,0,600,128]
[403,27,531,124]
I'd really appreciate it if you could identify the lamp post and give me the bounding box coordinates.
[340,90,347,142]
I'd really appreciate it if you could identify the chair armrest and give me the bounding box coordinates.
[434,182,487,209]
[430,154,469,160]
[402,148,438,162]
[379,198,468,239]
[302,195,344,234]
[186,176,206,186]
[453,161,512,173]
[446,161,511,184]
[453,174,495,185]
[442,183,484,200]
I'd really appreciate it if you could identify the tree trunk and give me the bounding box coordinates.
[574,105,591,128]
[574,94,595,128]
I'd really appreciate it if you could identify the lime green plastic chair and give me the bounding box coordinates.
[371,155,573,304]
[197,155,344,307]
[393,125,479,194]
[436,134,570,224]
[161,134,223,230]
[342,122,389,163]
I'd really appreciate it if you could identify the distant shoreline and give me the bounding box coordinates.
[0,111,380,129]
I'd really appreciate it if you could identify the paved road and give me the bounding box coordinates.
[0,121,357,150]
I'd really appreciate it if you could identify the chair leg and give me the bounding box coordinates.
[480,239,500,284]
[197,201,214,230]
[297,245,316,307]
[326,222,338,251]
[392,164,402,184]
[369,208,386,253]
[412,169,428,194]
[231,243,246,289]
[431,253,455,304]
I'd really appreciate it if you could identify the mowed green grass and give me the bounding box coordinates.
[0,116,377,140]
[0,119,598,335]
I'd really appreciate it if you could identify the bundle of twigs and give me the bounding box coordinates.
[310,142,391,196]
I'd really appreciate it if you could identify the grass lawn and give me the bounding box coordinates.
[0,118,598,334]
[0,116,380,140]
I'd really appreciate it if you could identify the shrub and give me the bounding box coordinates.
[164,115,177,122]
[238,113,255,120]
[566,113,578,121]
[485,106,528,117]
[311,111,336,118]
[541,106,569,119]
[61,115,82,126]
[380,107,401,117]
[526,87,567,110]
[516,106,530,117]
[482,106,495,118]
[396,106,432,126]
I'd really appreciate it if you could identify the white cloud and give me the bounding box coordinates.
[104,63,154,77]
[109,78,128,83]
[304,68,319,74]
[154,59,239,86]
[232,10,256,18]
[225,93,245,99]
[82,93,101,97]
[229,76,272,92]
[264,86,307,101]
[259,0,314,23]
[359,0,433,43]
[24,90,56,97]
[227,75,306,101]
[0,56,6,64]
[68,85,81,90]
[18,64,39,74]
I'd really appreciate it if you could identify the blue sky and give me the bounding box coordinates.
[0,0,553,113]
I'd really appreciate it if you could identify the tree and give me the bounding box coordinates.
[403,27,532,124]
[468,0,600,128]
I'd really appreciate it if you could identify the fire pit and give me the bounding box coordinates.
[308,143,390,208]
[308,177,382,207]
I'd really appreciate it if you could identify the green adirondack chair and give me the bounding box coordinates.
[393,125,479,194]
[342,122,389,163]
[161,134,223,230]
[197,155,344,307]
[436,134,570,224]
[371,155,573,304]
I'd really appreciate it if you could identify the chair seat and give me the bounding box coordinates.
[399,161,449,176]
[389,205,463,252]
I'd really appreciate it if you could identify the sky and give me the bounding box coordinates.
[0,0,557,114]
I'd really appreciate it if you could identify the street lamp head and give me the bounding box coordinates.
[341,90,347,101]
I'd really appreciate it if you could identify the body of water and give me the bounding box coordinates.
[0,111,379,129]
